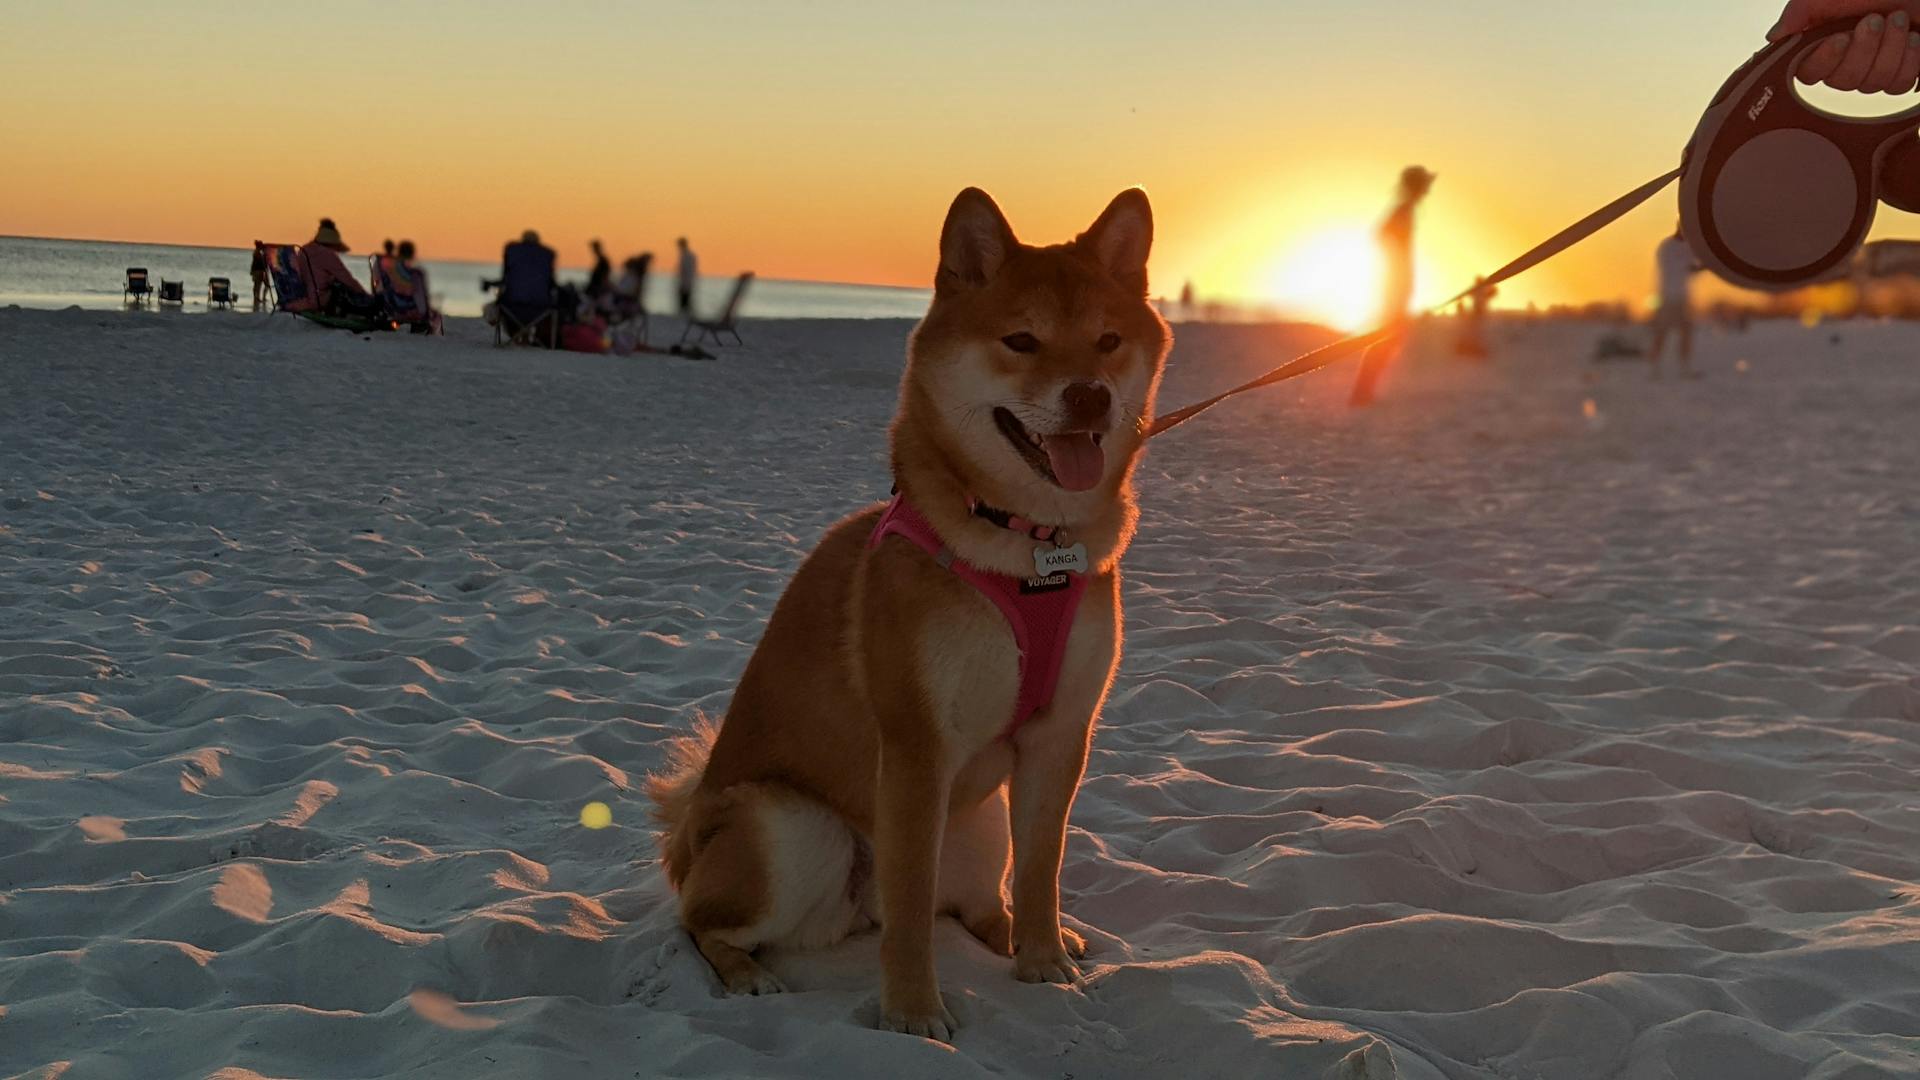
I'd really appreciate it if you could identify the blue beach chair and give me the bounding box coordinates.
[494,238,560,348]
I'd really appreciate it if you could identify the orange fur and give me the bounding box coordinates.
[644,712,718,889]
[647,186,1171,1039]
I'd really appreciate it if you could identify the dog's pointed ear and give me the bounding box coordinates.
[1077,188,1153,295]
[938,188,1017,293]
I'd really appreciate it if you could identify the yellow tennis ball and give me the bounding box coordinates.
[579,801,612,830]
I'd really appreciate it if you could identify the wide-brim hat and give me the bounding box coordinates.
[312,221,349,252]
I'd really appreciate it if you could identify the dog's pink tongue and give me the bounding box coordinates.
[1044,434,1106,492]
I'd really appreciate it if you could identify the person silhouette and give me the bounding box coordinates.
[676,237,699,317]
[587,239,612,303]
[1349,166,1435,407]
[1455,276,1496,361]
[1649,226,1702,380]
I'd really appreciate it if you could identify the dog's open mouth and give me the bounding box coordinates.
[994,408,1106,492]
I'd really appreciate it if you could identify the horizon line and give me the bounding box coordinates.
[0,232,939,296]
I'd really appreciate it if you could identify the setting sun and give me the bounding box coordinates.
[1262,226,1382,330]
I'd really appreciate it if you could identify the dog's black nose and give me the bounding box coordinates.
[1061,381,1111,426]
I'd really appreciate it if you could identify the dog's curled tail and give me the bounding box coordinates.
[645,712,719,890]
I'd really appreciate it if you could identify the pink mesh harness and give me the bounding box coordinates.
[868,495,1089,738]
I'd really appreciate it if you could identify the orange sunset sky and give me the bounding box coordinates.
[5,1,1916,325]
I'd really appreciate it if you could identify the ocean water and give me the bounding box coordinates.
[0,236,934,320]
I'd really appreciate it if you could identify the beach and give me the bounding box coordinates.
[3,305,1918,1079]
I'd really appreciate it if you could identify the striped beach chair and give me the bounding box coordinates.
[370,255,440,335]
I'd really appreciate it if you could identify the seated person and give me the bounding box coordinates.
[379,240,434,326]
[370,246,398,290]
[288,218,377,317]
[499,229,560,325]
[610,253,652,323]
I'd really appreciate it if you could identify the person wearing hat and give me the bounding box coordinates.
[1350,166,1436,408]
[290,217,372,315]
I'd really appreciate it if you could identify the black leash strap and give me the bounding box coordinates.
[1146,167,1685,438]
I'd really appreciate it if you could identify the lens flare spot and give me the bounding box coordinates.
[579,801,613,829]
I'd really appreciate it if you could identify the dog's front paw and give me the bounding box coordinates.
[878,993,958,1043]
[1060,924,1087,959]
[1013,940,1082,985]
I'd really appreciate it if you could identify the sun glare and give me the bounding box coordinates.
[1263,227,1382,331]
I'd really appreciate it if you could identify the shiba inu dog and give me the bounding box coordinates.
[648,186,1171,1040]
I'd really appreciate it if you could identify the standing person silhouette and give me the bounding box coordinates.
[676,237,698,317]
[249,241,269,308]
[1455,276,1496,361]
[586,239,612,306]
[1349,166,1435,408]
[1650,226,1702,380]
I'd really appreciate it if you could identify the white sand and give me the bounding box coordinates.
[2,305,1918,1080]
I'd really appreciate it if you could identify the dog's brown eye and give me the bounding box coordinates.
[1002,332,1040,354]
[1097,332,1122,353]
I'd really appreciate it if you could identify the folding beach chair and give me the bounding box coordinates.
[679,271,753,347]
[262,243,388,332]
[125,268,153,306]
[262,244,310,315]
[608,276,649,344]
[370,256,440,334]
[495,239,560,348]
[158,279,186,306]
[609,295,649,345]
[207,277,237,310]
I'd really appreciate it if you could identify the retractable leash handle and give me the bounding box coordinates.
[1880,135,1920,213]
[1680,19,1920,290]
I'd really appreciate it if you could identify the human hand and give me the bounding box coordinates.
[1769,1,1920,92]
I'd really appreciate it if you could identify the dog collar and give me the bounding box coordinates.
[969,497,1089,578]
[967,497,1065,544]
